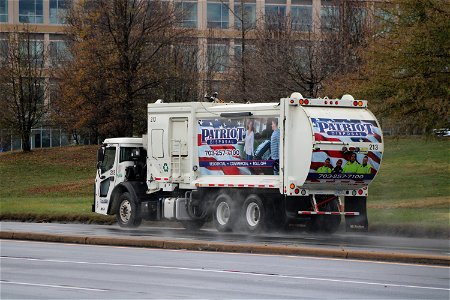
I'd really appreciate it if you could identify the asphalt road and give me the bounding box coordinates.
[1,221,449,256]
[1,239,449,299]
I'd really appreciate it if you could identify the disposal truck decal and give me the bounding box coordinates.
[198,117,280,176]
[307,117,382,184]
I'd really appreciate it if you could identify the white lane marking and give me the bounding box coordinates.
[2,256,449,292]
[3,239,449,269]
[0,280,107,292]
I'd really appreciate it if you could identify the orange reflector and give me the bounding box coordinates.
[299,99,304,105]
[290,183,295,189]
[358,101,363,106]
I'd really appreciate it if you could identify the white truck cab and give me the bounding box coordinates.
[94,138,144,215]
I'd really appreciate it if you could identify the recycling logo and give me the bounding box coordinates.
[163,163,169,172]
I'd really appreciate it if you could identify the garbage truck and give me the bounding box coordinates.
[93,93,383,233]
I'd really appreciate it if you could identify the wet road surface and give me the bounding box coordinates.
[1,221,449,256]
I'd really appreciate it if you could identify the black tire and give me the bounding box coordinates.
[308,197,341,233]
[213,193,238,232]
[241,194,266,233]
[180,219,205,231]
[116,192,142,228]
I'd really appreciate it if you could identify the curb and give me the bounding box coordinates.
[1,231,448,266]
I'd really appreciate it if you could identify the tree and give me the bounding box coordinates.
[0,26,50,152]
[56,0,192,139]
[228,0,257,102]
[325,0,450,133]
[221,1,371,102]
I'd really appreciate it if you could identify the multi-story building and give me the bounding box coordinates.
[0,0,378,151]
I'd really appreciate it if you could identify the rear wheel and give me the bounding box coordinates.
[345,196,368,232]
[116,192,142,228]
[213,193,238,232]
[241,194,266,233]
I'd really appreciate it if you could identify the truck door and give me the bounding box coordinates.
[170,118,188,181]
[94,146,117,214]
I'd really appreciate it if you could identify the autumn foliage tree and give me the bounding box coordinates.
[54,0,194,141]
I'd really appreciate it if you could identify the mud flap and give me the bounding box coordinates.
[345,196,368,232]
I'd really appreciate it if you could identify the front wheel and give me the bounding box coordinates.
[241,194,266,233]
[116,192,142,228]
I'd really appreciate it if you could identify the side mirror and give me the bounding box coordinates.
[97,147,104,163]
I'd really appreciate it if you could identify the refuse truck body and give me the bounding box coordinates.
[93,93,383,233]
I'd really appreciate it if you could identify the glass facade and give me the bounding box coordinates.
[321,5,339,32]
[49,40,71,65]
[0,36,7,62]
[19,0,44,23]
[0,0,7,22]
[20,39,44,65]
[234,3,256,30]
[291,5,312,32]
[207,2,229,29]
[50,0,71,24]
[175,1,198,28]
[234,44,242,61]
[265,4,286,25]
[208,43,229,72]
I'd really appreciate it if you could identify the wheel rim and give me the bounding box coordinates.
[216,201,230,226]
[119,200,132,223]
[246,202,260,227]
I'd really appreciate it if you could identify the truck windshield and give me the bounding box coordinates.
[120,147,146,163]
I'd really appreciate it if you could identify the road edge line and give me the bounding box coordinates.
[1,231,448,266]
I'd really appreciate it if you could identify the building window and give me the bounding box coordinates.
[234,3,256,30]
[207,1,229,29]
[291,2,312,32]
[173,43,198,71]
[0,38,8,62]
[0,0,7,23]
[50,0,71,24]
[233,41,254,64]
[234,44,242,61]
[20,39,44,66]
[265,0,287,25]
[321,5,339,32]
[19,0,44,23]
[175,1,198,28]
[208,43,229,72]
[49,40,72,65]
